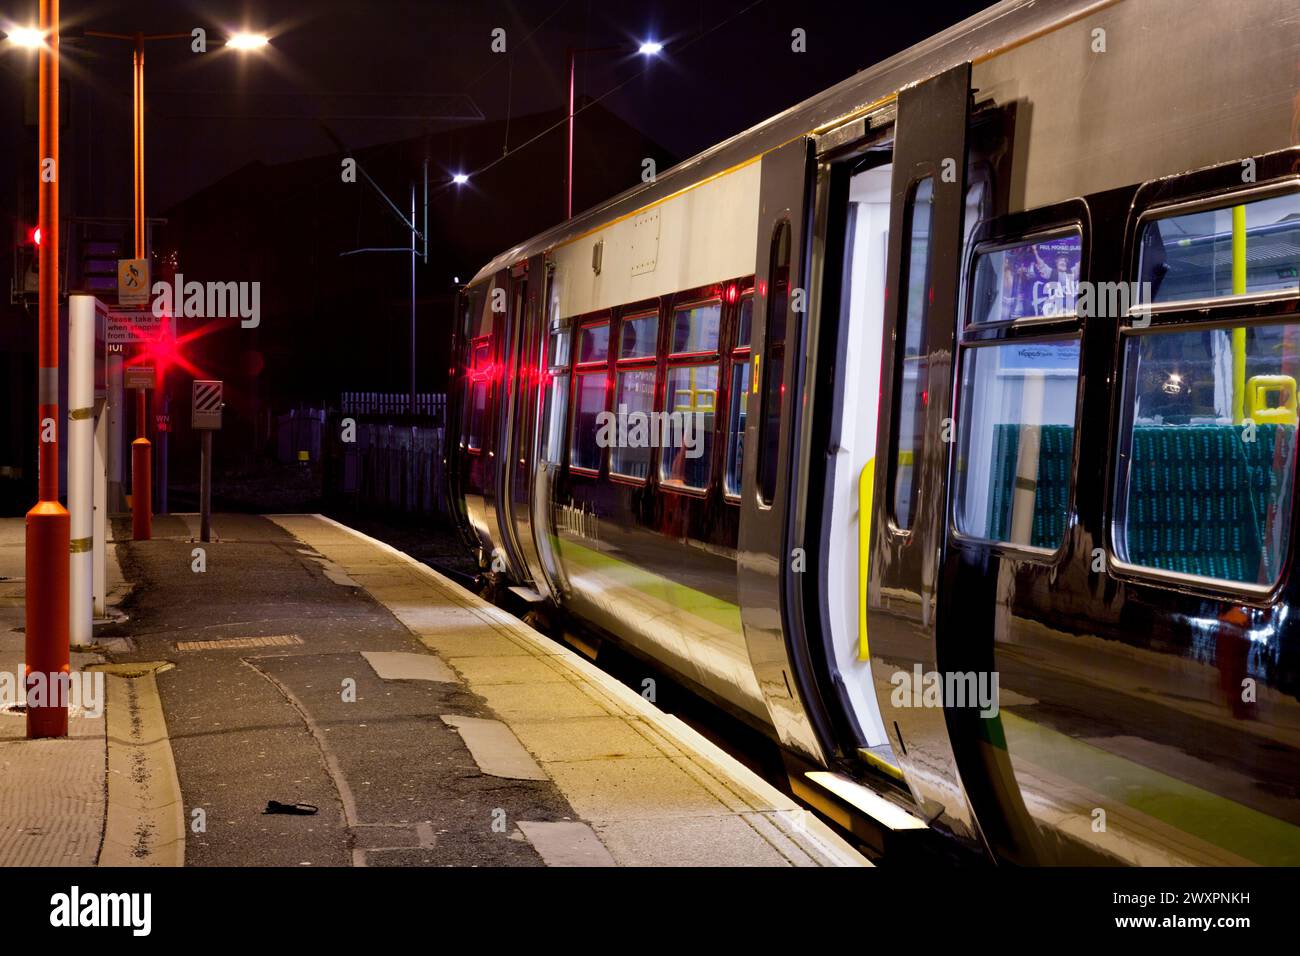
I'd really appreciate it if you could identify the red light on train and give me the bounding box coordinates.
[725,284,738,304]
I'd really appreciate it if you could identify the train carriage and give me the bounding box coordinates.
[448,0,1300,864]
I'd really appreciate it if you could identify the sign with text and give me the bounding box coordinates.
[117,258,150,307]
[106,311,162,346]
[124,366,156,390]
[192,380,223,430]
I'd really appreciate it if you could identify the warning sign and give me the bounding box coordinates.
[192,380,223,430]
[117,258,150,307]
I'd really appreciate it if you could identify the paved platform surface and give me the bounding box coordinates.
[91,512,865,867]
[0,517,125,866]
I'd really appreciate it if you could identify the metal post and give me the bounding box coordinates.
[68,296,94,648]
[92,400,107,618]
[410,183,417,416]
[200,430,212,543]
[158,388,168,514]
[566,48,575,219]
[107,348,123,510]
[26,0,69,739]
[129,32,151,540]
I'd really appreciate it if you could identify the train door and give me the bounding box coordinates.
[493,263,533,583]
[805,117,899,777]
[738,136,831,761]
[453,278,500,563]
[861,63,986,847]
[531,259,571,601]
[504,256,552,596]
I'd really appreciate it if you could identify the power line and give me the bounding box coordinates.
[460,0,770,184]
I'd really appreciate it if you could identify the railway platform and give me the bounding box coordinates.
[0,513,865,868]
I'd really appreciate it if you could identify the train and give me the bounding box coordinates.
[448,0,1300,865]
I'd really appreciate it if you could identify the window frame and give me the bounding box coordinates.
[724,291,755,502]
[1107,177,1300,598]
[949,212,1090,561]
[609,306,661,485]
[885,176,935,532]
[539,320,571,468]
[465,335,492,455]
[568,315,611,477]
[660,296,724,496]
[757,221,792,508]
[1130,179,1300,321]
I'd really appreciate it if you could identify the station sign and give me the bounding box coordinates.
[193,380,223,430]
[106,311,163,346]
[124,366,156,390]
[117,258,150,307]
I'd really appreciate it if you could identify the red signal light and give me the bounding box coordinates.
[27,226,41,246]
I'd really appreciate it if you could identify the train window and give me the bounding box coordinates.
[466,338,491,452]
[736,294,754,350]
[611,310,659,481]
[671,302,722,354]
[660,363,718,490]
[540,326,570,465]
[725,295,754,498]
[890,177,933,529]
[1113,322,1300,585]
[758,222,792,505]
[569,319,609,473]
[969,230,1083,324]
[620,311,659,359]
[578,322,610,363]
[954,338,1081,549]
[1138,193,1300,306]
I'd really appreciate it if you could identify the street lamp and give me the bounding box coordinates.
[82,27,270,537]
[566,40,663,218]
[3,26,46,48]
[451,172,469,186]
[227,32,269,51]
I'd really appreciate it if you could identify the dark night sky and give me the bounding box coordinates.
[2,0,992,214]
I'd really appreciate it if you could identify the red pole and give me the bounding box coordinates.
[130,33,151,540]
[26,0,68,739]
[566,48,575,220]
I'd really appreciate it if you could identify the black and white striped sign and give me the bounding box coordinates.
[192,380,223,430]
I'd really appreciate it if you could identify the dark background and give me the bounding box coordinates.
[0,0,991,511]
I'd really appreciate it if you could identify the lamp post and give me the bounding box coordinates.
[565,41,663,219]
[12,2,69,739]
[83,29,270,536]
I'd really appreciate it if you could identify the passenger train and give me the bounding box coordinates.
[448,0,1300,864]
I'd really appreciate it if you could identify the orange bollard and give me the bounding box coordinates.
[132,437,152,540]
[26,0,67,739]
[25,500,70,738]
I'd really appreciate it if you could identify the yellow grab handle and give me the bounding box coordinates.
[858,458,874,661]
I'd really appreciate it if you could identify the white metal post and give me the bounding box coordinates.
[93,399,107,618]
[68,295,94,647]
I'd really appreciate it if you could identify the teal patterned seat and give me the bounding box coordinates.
[1124,424,1295,583]
[987,424,1075,549]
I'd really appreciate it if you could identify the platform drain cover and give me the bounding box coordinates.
[177,635,304,651]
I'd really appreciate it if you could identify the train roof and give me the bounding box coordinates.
[469,0,1113,287]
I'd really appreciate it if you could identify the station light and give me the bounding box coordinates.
[4,26,45,49]
[638,41,664,56]
[227,32,270,51]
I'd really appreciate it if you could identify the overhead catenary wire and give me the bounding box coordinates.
[448,0,769,189]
